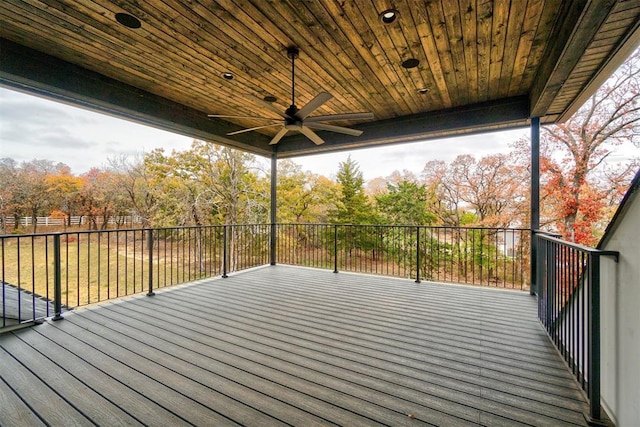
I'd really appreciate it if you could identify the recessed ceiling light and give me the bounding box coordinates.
[380,9,399,24]
[263,95,277,103]
[115,13,141,29]
[418,88,429,94]
[401,58,420,69]
[221,72,234,80]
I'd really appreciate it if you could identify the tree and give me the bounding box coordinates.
[515,48,640,244]
[421,159,462,225]
[143,148,201,226]
[422,154,526,227]
[0,158,19,233]
[276,160,313,223]
[108,154,156,228]
[77,168,132,230]
[457,154,527,227]
[187,141,267,225]
[45,166,83,229]
[375,180,437,225]
[329,156,375,224]
[276,160,338,223]
[15,160,65,232]
[327,157,380,261]
[77,168,112,230]
[142,140,268,226]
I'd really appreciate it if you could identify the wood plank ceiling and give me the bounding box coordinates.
[1,1,639,158]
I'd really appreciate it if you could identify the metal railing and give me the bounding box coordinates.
[535,233,618,423]
[1,224,269,328]
[2,223,528,328]
[0,223,623,423]
[276,224,530,289]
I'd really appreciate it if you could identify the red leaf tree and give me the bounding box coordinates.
[519,49,640,245]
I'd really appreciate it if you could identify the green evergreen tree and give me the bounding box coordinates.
[329,156,375,224]
[327,157,380,262]
[375,180,437,225]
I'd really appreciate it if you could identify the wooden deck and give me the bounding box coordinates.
[1,282,55,327]
[0,265,589,426]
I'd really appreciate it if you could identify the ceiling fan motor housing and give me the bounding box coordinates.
[287,46,300,60]
[285,105,299,117]
[284,119,303,131]
[209,45,372,145]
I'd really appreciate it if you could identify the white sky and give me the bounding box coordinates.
[0,87,635,181]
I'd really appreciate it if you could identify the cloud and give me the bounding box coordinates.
[293,129,531,181]
[0,89,95,152]
[0,88,194,173]
[12,87,633,185]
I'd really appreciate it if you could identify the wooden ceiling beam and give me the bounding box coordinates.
[530,0,616,119]
[276,96,530,158]
[0,38,272,157]
[558,6,640,121]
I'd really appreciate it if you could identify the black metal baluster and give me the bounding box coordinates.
[97,232,101,302]
[333,225,338,273]
[53,233,63,321]
[147,229,154,296]
[222,225,228,278]
[107,231,111,300]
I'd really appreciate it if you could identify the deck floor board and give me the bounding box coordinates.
[90,300,481,426]
[0,346,92,426]
[14,328,194,426]
[0,265,590,426]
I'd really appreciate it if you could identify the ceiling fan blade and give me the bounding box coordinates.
[297,92,333,119]
[227,123,283,136]
[305,112,374,122]
[247,95,291,119]
[305,122,363,136]
[269,127,289,145]
[208,114,280,120]
[299,126,325,145]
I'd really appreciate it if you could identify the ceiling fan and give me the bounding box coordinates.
[208,47,374,145]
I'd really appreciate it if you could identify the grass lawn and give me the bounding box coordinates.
[1,233,223,308]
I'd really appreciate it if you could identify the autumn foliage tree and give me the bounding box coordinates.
[15,160,67,232]
[276,160,338,223]
[45,166,84,229]
[3,43,638,244]
[517,48,640,245]
[141,141,270,226]
[106,153,160,228]
[421,153,527,227]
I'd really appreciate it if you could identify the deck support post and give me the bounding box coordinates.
[270,151,277,266]
[530,117,540,295]
[586,253,603,425]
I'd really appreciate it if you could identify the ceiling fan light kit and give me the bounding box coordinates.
[208,47,373,146]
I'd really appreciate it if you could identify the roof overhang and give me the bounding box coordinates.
[1,1,639,158]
